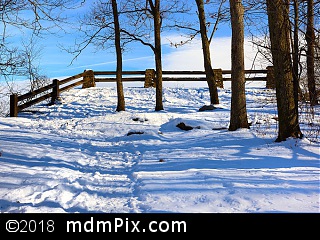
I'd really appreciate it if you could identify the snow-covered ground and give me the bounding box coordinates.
[0,81,319,213]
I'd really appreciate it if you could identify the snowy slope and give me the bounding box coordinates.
[0,82,319,213]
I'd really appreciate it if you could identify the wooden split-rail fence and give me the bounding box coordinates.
[9,67,275,117]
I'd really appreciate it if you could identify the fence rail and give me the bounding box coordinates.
[10,71,86,117]
[94,69,269,83]
[9,67,274,117]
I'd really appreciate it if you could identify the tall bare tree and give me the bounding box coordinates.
[266,0,303,142]
[228,0,249,131]
[306,0,318,106]
[65,0,126,112]
[195,0,219,105]
[150,0,163,111]
[112,0,125,111]
[122,0,164,111]
[122,0,190,111]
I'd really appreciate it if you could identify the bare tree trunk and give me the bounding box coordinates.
[306,0,318,106]
[292,0,301,109]
[150,0,164,111]
[195,0,219,105]
[266,0,303,142]
[228,0,249,131]
[112,0,125,112]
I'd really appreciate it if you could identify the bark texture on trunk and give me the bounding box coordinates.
[266,0,302,142]
[228,0,249,131]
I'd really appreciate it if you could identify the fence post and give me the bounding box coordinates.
[10,94,18,117]
[266,66,275,89]
[50,79,60,105]
[144,69,155,88]
[213,69,224,88]
[82,69,96,89]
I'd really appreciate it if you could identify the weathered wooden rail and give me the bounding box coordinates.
[9,67,274,117]
[10,71,88,117]
[94,68,273,88]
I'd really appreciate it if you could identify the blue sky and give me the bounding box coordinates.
[30,1,234,79]
[37,23,266,80]
[3,1,268,81]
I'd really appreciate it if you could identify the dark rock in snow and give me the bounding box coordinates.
[199,104,217,112]
[176,122,194,131]
[127,131,144,136]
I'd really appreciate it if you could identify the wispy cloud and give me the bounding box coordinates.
[65,56,152,70]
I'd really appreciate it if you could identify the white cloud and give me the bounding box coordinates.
[162,36,268,71]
